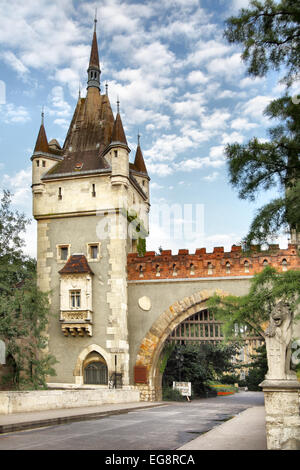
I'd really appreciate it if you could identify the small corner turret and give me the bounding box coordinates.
[108,101,131,187]
[31,111,63,209]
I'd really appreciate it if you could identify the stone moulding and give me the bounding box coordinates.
[61,324,92,337]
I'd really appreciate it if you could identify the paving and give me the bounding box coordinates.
[178,406,267,450]
[0,391,267,450]
[0,401,165,434]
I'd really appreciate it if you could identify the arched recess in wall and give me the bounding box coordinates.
[73,344,111,385]
[134,289,229,400]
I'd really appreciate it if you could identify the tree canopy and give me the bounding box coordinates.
[224,0,300,86]
[0,190,57,389]
[207,266,300,340]
[225,95,300,245]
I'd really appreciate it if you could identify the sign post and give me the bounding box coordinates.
[173,381,191,401]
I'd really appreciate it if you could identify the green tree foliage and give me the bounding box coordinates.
[244,344,268,391]
[208,266,300,341]
[225,95,300,246]
[0,277,57,389]
[0,190,35,292]
[224,1,300,245]
[0,190,57,389]
[224,0,300,86]
[162,341,239,396]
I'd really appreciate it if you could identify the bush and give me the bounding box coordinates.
[219,374,240,385]
[245,369,264,391]
[162,387,186,401]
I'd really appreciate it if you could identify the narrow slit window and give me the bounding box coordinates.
[207,263,213,275]
[92,184,96,197]
[58,187,62,200]
[90,245,98,259]
[60,246,68,261]
[282,259,288,272]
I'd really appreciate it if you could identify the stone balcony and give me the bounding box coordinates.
[60,310,93,337]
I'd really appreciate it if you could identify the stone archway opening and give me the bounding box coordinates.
[83,351,108,385]
[73,344,111,386]
[134,289,229,401]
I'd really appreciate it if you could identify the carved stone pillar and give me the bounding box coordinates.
[260,379,300,450]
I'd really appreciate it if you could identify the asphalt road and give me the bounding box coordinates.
[0,391,264,450]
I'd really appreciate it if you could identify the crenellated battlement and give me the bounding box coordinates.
[127,244,300,280]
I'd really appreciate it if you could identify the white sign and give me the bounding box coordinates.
[173,381,191,397]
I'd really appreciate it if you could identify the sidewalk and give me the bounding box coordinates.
[178,406,267,450]
[0,401,165,434]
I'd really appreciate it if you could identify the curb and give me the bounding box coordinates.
[0,403,166,434]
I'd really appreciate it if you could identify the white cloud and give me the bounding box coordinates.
[230,117,259,131]
[2,167,31,206]
[1,103,31,124]
[187,70,209,85]
[201,109,231,131]
[230,0,251,12]
[239,76,266,88]
[186,40,231,66]
[48,86,72,117]
[209,145,225,160]
[151,182,164,190]
[203,171,219,182]
[221,131,244,144]
[175,156,225,173]
[206,53,245,80]
[241,95,273,121]
[147,162,174,177]
[1,51,29,76]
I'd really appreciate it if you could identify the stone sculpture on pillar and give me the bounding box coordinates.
[264,299,297,381]
[260,298,300,450]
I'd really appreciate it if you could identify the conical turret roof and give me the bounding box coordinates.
[133,144,148,175]
[34,123,49,153]
[110,112,128,146]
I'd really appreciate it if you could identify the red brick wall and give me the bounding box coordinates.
[127,244,300,281]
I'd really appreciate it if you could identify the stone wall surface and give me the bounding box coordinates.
[0,388,140,415]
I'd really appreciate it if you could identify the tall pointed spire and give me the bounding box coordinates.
[110,108,128,146]
[134,133,148,175]
[87,11,101,91]
[34,110,49,153]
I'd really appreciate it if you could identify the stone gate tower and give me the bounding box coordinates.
[31,20,150,386]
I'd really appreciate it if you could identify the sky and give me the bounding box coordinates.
[0,0,297,258]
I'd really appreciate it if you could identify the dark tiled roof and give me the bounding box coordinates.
[59,255,94,275]
[110,112,128,145]
[43,92,114,178]
[133,145,148,175]
[89,30,100,69]
[33,124,63,157]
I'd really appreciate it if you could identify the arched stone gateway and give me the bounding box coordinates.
[134,289,228,401]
